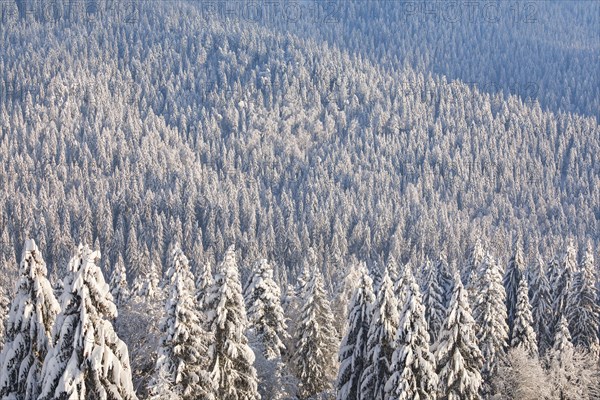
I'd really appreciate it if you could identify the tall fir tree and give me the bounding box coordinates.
[293,266,339,399]
[244,259,292,400]
[465,239,485,305]
[195,260,213,311]
[504,236,525,339]
[38,244,138,400]
[550,241,577,333]
[510,276,538,357]
[385,268,438,400]
[423,260,446,344]
[148,246,214,400]
[437,253,455,308]
[434,276,483,400]
[529,255,553,355]
[336,266,375,400]
[567,242,600,356]
[359,269,398,400]
[472,253,508,393]
[244,259,289,360]
[392,261,407,311]
[205,246,260,400]
[0,239,60,400]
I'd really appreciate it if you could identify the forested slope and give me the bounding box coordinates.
[0,0,598,289]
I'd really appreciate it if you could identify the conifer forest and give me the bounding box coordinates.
[0,1,599,399]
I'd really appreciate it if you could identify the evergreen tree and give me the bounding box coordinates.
[529,255,553,355]
[195,260,212,311]
[38,244,138,400]
[385,268,438,400]
[437,254,455,308]
[244,259,289,360]
[293,266,339,399]
[510,276,538,357]
[359,270,398,400]
[390,260,403,302]
[0,239,60,400]
[244,259,291,400]
[110,253,129,308]
[567,242,600,356]
[550,241,577,333]
[148,246,214,400]
[465,239,485,305]
[504,236,525,338]
[469,239,485,276]
[434,276,483,400]
[336,266,375,400]
[472,253,508,388]
[423,260,446,343]
[206,246,260,400]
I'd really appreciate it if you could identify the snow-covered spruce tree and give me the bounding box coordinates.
[206,246,260,400]
[504,236,525,339]
[244,259,292,400]
[528,255,553,355]
[195,260,212,311]
[284,262,310,351]
[423,260,446,344]
[418,257,432,295]
[510,276,538,357]
[465,239,485,305]
[292,266,339,399]
[567,242,600,356]
[336,266,375,400]
[385,268,438,400]
[387,257,401,284]
[434,275,483,400]
[0,239,60,400]
[393,262,408,312]
[359,269,398,400]
[331,261,364,340]
[436,253,455,308]
[148,246,214,400]
[550,241,577,333]
[472,252,508,389]
[38,244,137,400]
[109,253,129,308]
[464,268,479,309]
[244,259,288,360]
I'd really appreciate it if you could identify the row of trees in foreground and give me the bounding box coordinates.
[0,237,598,399]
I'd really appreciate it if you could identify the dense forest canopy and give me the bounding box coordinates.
[0,1,598,286]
